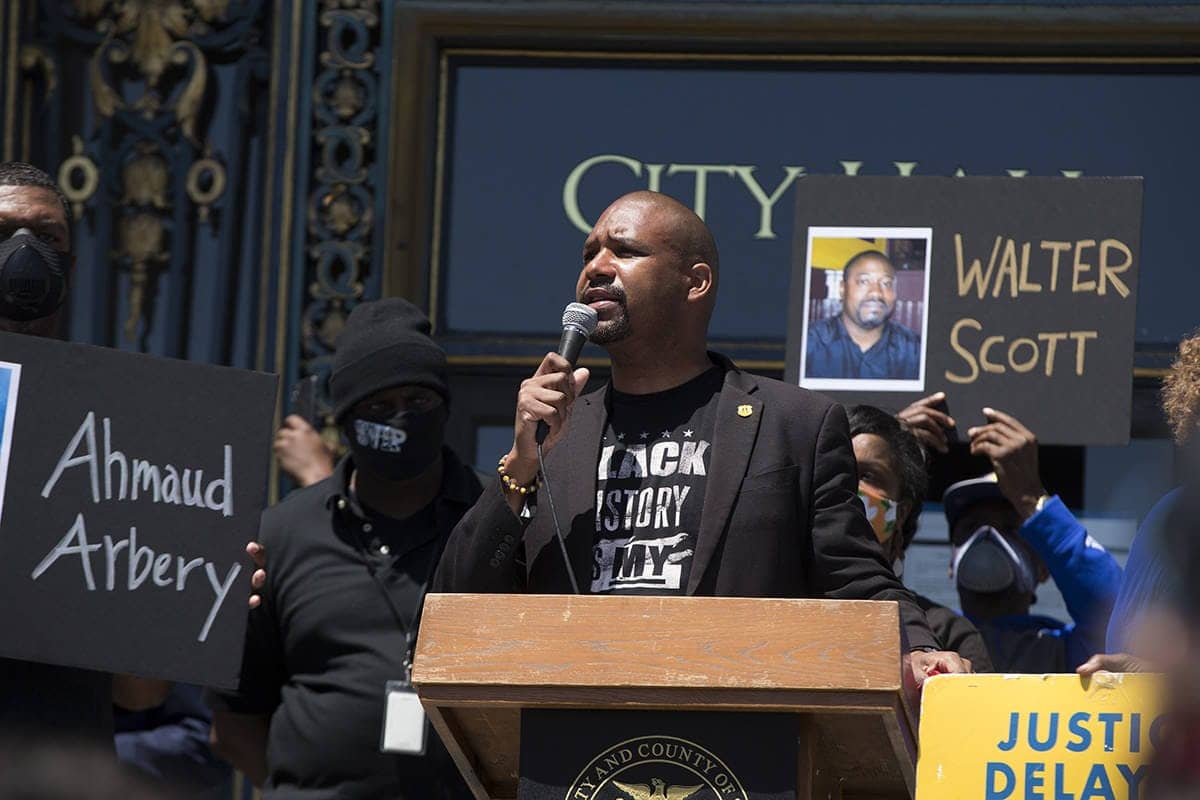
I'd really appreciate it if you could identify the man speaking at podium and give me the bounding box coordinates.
[434,191,967,683]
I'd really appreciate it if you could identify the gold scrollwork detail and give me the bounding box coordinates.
[19,44,58,99]
[331,75,365,120]
[77,1,217,140]
[315,298,348,351]
[58,136,99,221]
[121,145,170,209]
[118,212,169,341]
[186,152,226,224]
[75,0,228,80]
[88,39,123,118]
[169,40,207,143]
[43,0,264,349]
[301,0,382,376]
[116,140,175,340]
[320,185,361,236]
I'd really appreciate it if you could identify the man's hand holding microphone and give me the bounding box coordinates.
[500,303,597,515]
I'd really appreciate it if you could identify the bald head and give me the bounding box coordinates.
[614,191,720,281]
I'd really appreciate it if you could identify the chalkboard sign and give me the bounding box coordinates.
[0,333,277,689]
[784,176,1142,445]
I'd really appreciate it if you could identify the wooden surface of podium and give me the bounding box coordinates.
[413,594,918,800]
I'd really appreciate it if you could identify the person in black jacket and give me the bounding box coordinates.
[433,190,970,683]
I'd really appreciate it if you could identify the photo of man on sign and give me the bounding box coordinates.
[800,227,931,391]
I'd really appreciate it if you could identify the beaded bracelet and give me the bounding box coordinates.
[498,455,541,495]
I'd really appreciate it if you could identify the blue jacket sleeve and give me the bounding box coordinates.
[1019,496,1123,668]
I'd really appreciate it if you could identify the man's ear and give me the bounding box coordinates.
[686,262,714,303]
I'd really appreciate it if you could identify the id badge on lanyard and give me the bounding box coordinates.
[346,504,440,756]
[381,685,427,754]
[379,624,428,755]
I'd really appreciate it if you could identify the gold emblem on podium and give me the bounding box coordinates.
[566,735,746,800]
[613,777,703,799]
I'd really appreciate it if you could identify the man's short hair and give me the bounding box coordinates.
[842,249,894,279]
[0,162,71,223]
[847,404,927,550]
[1163,329,1200,445]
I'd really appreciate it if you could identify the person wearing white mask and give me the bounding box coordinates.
[942,408,1122,673]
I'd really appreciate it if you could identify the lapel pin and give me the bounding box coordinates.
[737,404,753,418]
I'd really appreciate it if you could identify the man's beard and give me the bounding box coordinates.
[590,306,632,345]
[854,302,891,330]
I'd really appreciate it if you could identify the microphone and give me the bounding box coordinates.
[536,302,599,444]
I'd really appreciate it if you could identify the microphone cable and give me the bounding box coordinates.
[537,441,581,595]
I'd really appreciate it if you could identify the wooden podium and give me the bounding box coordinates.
[414,594,919,800]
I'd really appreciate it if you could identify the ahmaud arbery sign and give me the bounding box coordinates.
[0,332,276,689]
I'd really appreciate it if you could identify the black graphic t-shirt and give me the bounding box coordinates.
[591,366,724,595]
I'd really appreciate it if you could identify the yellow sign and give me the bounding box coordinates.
[917,674,1164,800]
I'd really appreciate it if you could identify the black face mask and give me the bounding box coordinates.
[0,228,69,321]
[344,406,446,481]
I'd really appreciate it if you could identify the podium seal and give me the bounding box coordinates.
[566,735,748,800]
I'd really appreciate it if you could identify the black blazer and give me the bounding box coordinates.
[433,354,938,650]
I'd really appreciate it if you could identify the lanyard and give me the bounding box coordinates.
[341,501,443,684]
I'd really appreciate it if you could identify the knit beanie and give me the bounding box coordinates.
[330,298,449,422]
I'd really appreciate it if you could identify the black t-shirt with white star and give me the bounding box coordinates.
[591,366,723,595]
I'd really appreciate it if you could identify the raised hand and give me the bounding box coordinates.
[897,392,956,454]
[967,407,1046,520]
[273,415,335,488]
